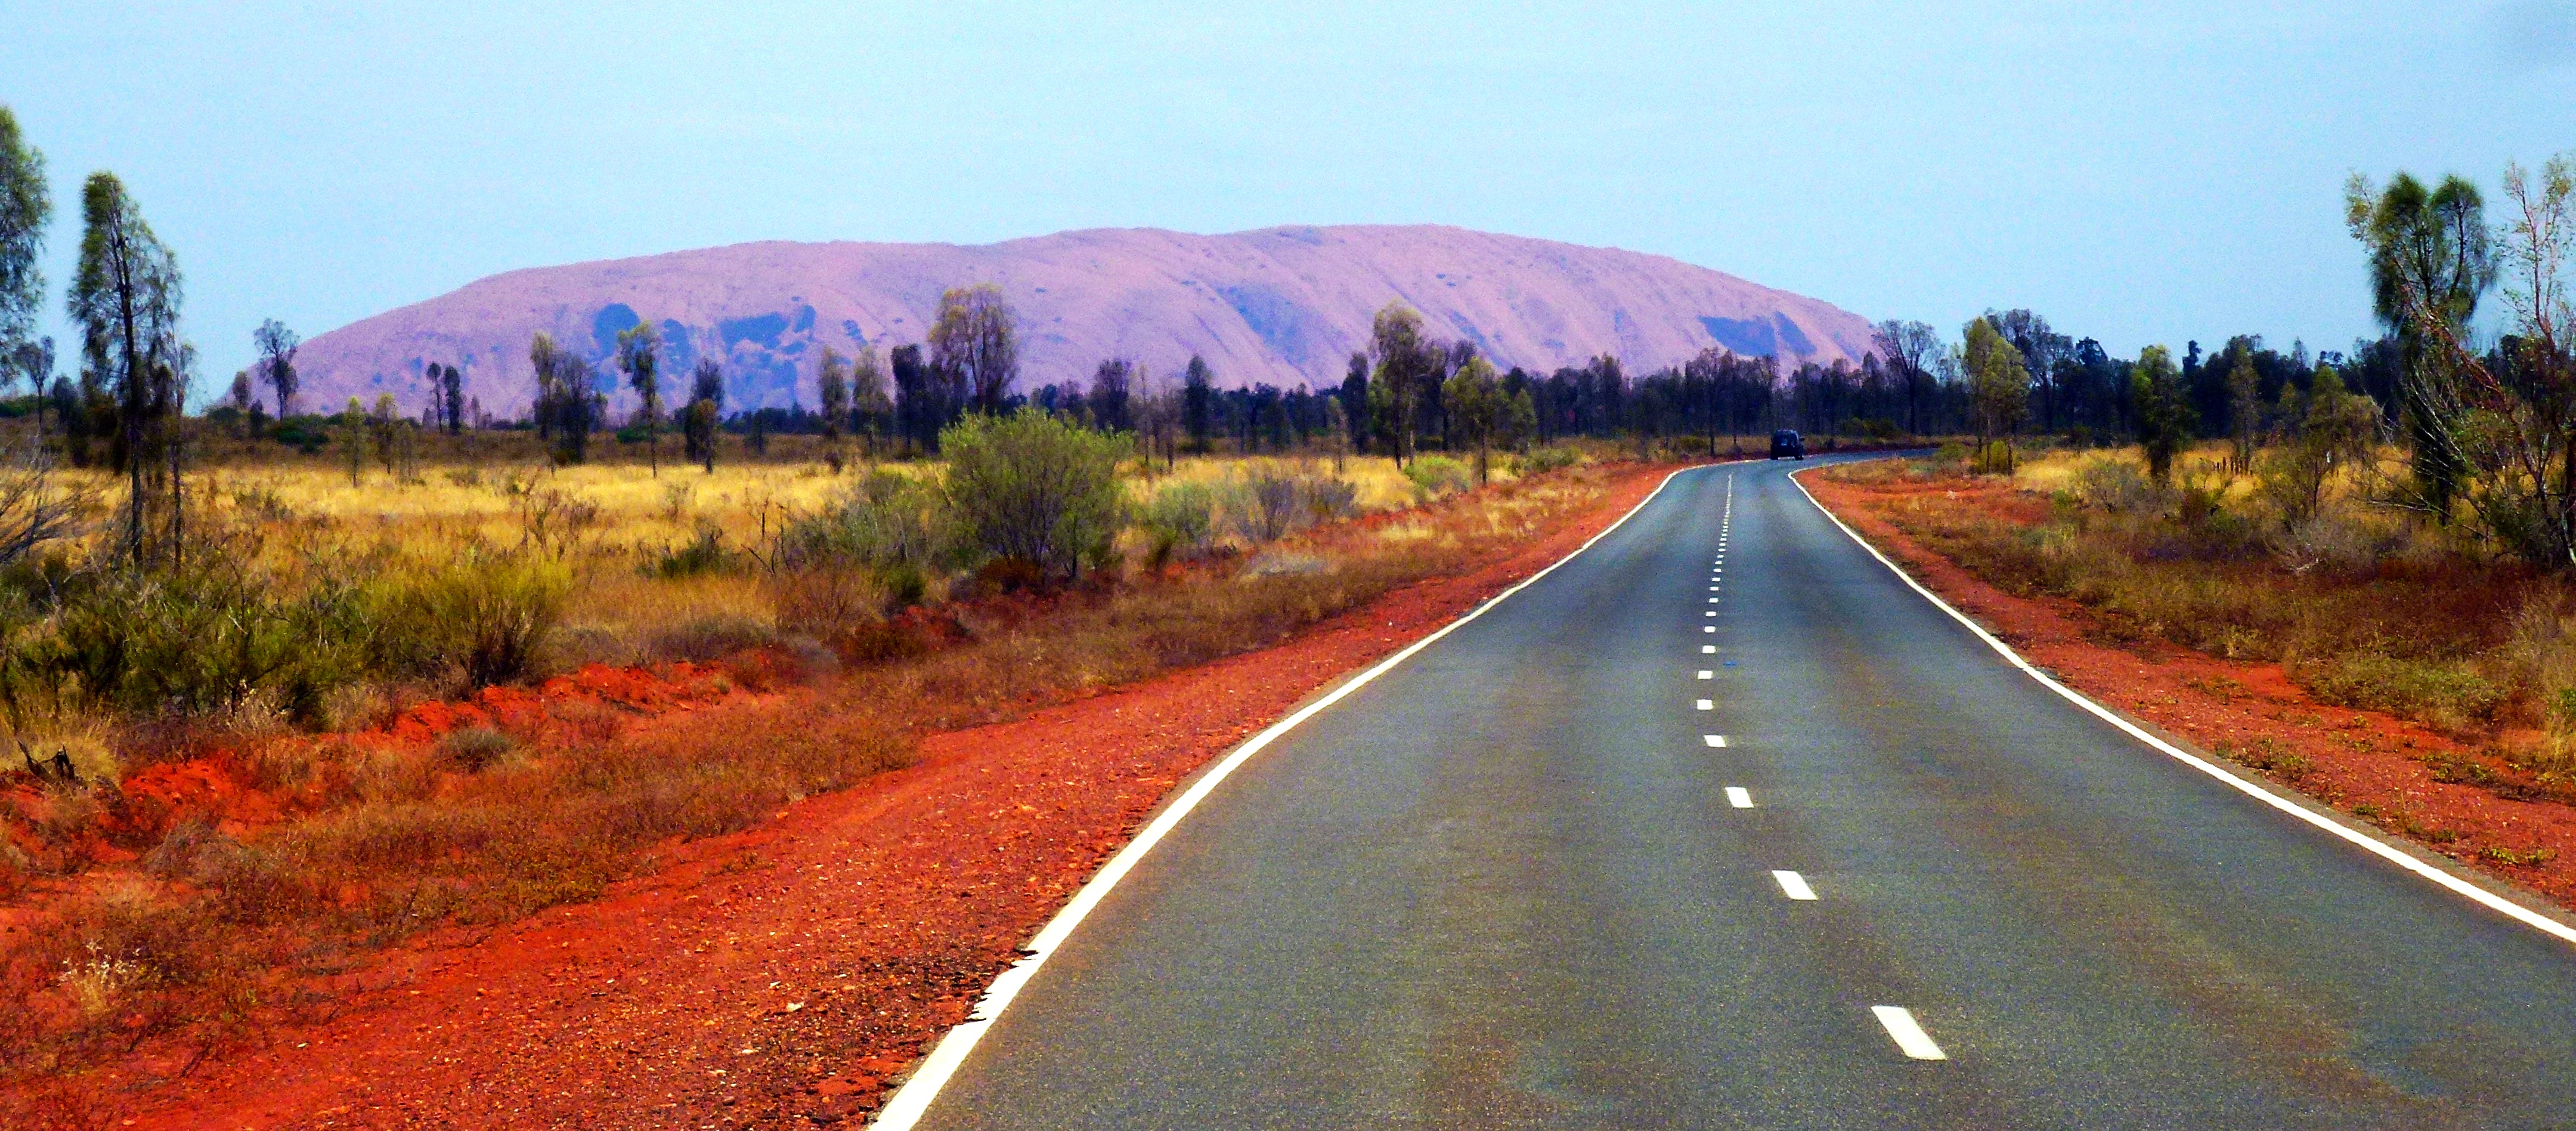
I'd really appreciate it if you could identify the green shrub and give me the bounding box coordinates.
[781,470,942,571]
[1232,469,1305,543]
[436,725,519,772]
[1970,440,2017,475]
[371,551,571,687]
[1510,445,1582,476]
[644,523,732,579]
[1140,481,1218,566]
[938,410,1129,580]
[1301,475,1358,523]
[1404,455,1473,499]
[647,613,778,663]
[41,557,370,721]
[2070,458,2159,513]
[2303,653,2505,727]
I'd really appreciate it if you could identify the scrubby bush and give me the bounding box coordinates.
[781,470,943,573]
[939,410,1129,580]
[1510,445,1582,476]
[38,554,371,721]
[2070,458,2160,514]
[1404,455,1473,499]
[2302,653,2506,730]
[1970,440,2017,475]
[436,725,518,772]
[1140,481,1218,566]
[645,523,733,579]
[646,613,778,663]
[1301,475,1358,524]
[370,551,572,687]
[1233,468,1306,543]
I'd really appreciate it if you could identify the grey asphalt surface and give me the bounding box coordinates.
[912,456,2576,1130]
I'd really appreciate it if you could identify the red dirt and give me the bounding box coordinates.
[1804,471,2576,911]
[0,663,753,942]
[64,462,1688,1129]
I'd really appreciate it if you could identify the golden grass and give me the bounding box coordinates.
[0,450,1639,1098]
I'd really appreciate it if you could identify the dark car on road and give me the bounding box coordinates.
[1769,429,1805,460]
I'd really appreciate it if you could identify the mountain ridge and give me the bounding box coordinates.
[293,224,1876,416]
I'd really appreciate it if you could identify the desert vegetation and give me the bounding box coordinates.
[1818,150,2576,829]
[0,102,1775,1100]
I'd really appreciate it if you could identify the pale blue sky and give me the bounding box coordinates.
[4,1,2571,390]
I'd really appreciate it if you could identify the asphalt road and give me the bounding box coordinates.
[905,457,2576,1130]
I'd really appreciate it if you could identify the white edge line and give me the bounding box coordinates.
[1871,1005,1948,1060]
[869,462,1717,1129]
[1787,466,2576,948]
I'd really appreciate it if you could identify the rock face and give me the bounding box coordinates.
[296,224,1875,417]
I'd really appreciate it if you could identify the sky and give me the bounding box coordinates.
[4,0,2572,392]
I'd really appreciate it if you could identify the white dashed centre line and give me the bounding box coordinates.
[1724,786,1754,808]
[1696,670,1713,679]
[1695,699,1713,710]
[1704,734,1727,747]
[1704,626,1716,634]
[1872,1007,1948,1061]
[1702,645,1716,653]
[1772,870,1817,900]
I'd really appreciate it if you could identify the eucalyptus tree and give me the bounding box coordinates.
[1871,319,1942,435]
[0,104,49,395]
[2348,171,2496,517]
[69,172,184,565]
[255,318,299,418]
[929,283,1018,414]
[684,357,722,471]
[617,321,664,474]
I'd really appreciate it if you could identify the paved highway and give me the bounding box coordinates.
[895,458,2576,1130]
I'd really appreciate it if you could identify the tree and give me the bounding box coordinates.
[1871,320,1940,435]
[255,318,299,419]
[2352,153,2576,565]
[1318,394,1351,474]
[0,104,50,397]
[1988,310,2070,431]
[69,172,184,566]
[339,397,367,486]
[2131,344,2196,483]
[2255,363,2379,529]
[1087,357,1133,432]
[1339,353,1370,454]
[2349,171,2496,518]
[851,342,890,452]
[530,332,599,464]
[1368,303,1441,465]
[929,283,1017,414]
[890,342,933,452]
[683,357,723,471]
[441,362,465,434]
[815,346,850,463]
[617,321,664,474]
[2224,344,2262,472]
[1962,317,2030,444]
[938,409,1129,581]
[1182,355,1213,453]
[1441,354,1507,483]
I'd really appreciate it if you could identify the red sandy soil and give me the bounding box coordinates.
[1804,471,2576,913]
[0,664,753,935]
[53,462,1688,1129]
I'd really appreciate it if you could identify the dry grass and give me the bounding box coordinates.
[1825,444,2558,736]
[0,445,1631,1098]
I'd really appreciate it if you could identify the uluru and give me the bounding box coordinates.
[293,224,1878,416]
